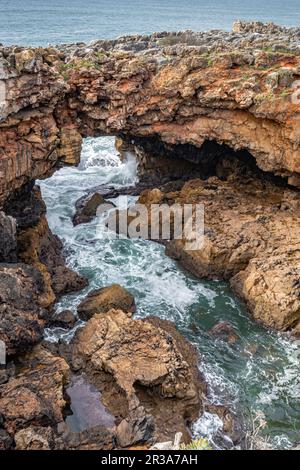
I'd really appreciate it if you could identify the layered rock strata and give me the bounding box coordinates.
[1,21,300,206]
[135,169,300,333]
[70,309,206,446]
[1,21,299,333]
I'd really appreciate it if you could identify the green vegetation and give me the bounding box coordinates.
[180,438,212,451]
[254,91,276,103]
[58,57,103,80]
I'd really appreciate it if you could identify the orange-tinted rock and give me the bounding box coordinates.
[0,346,70,435]
[138,175,300,333]
[71,309,205,446]
[1,26,300,206]
[77,284,136,320]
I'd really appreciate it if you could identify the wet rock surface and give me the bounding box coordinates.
[47,310,77,329]
[70,309,205,446]
[77,284,136,320]
[136,172,300,333]
[0,346,69,438]
[0,263,46,355]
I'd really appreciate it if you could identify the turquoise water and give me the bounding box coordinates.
[39,137,300,449]
[1,0,300,46]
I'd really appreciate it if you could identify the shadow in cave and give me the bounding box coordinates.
[121,134,289,189]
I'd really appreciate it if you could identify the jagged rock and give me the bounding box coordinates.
[60,425,115,450]
[48,310,76,329]
[137,176,300,333]
[13,187,88,306]
[0,263,46,355]
[70,309,204,446]
[0,211,17,262]
[14,426,55,450]
[77,284,136,321]
[116,406,155,448]
[73,192,109,226]
[208,321,239,344]
[0,429,13,450]
[0,346,70,435]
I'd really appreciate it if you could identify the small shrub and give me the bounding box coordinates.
[180,438,212,451]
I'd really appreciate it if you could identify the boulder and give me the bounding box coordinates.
[0,346,70,435]
[59,424,115,450]
[71,309,204,446]
[0,212,17,262]
[14,426,55,450]
[48,310,76,329]
[73,192,112,226]
[0,263,47,355]
[77,284,136,321]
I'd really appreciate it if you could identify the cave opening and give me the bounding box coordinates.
[120,134,289,189]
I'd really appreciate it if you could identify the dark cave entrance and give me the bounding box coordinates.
[120,134,289,189]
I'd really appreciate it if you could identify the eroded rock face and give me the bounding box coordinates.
[70,309,204,446]
[0,346,70,436]
[77,284,136,320]
[72,192,116,226]
[0,263,46,355]
[5,185,88,307]
[137,173,300,333]
[0,211,17,262]
[1,22,300,207]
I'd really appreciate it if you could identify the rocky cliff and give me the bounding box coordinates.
[1,22,300,335]
[1,21,300,205]
[0,20,299,450]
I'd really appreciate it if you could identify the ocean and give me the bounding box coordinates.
[0,0,299,46]
[2,0,300,449]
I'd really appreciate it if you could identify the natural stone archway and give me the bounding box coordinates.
[1,22,300,335]
[1,22,300,206]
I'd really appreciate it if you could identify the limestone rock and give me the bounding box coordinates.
[208,321,239,344]
[77,284,136,320]
[1,24,300,207]
[0,263,46,355]
[0,429,13,450]
[0,346,70,435]
[71,309,204,446]
[138,176,300,333]
[48,310,76,329]
[60,424,115,450]
[14,426,55,450]
[0,211,17,262]
[73,192,108,226]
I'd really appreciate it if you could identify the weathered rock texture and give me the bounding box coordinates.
[0,185,87,357]
[1,21,300,206]
[0,346,70,437]
[70,309,205,446]
[0,263,46,355]
[137,170,300,333]
[1,22,300,332]
[77,284,136,320]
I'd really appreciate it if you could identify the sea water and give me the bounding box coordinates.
[39,137,300,449]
